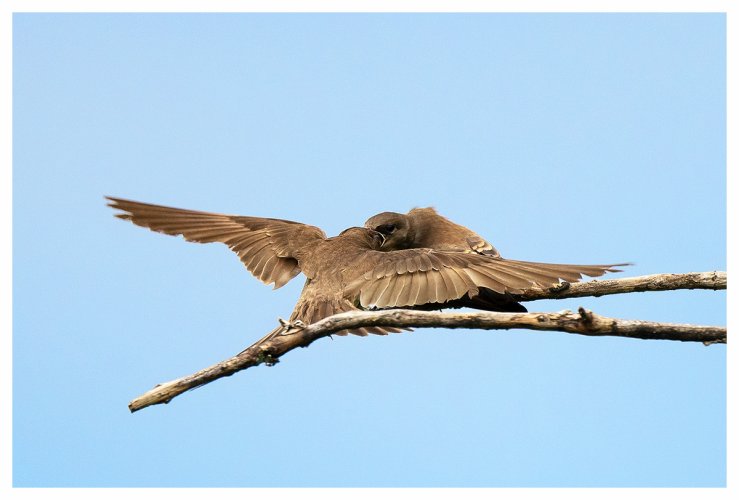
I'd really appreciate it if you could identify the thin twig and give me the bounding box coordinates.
[515,271,726,301]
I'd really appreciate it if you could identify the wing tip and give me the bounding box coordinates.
[604,262,634,274]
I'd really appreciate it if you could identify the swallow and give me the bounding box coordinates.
[107,198,624,338]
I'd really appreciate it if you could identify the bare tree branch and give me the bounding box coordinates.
[128,271,726,413]
[514,271,726,301]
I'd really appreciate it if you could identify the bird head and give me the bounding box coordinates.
[364,211,416,251]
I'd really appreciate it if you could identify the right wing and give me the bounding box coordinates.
[346,248,625,309]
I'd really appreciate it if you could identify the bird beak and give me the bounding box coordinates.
[376,231,387,246]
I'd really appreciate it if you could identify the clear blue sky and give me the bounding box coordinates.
[13,13,725,487]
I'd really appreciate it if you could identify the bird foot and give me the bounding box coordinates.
[277,318,306,334]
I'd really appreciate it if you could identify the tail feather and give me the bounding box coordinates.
[238,324,284,355]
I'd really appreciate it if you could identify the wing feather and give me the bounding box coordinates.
[464,267,510,294]
[369,276,396,308]
[468,265,534,291]
[418,254,434,272]
[256,254,279,283]
[382,274,409,308]
[344,247,625,311]
[396,272,416,306]
[412,270,429,304]
[424,270,443,304]
[107,196,326,288]
[395,257,410,275]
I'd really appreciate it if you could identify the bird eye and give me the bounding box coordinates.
[377,224,396,235]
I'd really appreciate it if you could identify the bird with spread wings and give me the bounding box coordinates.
[106,197,624,339]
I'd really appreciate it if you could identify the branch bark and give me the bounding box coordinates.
[514,270,726,301]
[128,271,726,413]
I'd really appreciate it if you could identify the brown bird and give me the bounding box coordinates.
[364,207,624,313]
[107,197,624,339]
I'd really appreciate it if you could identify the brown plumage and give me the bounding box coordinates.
[107,197,625,339]
[365,207,501,256]
[106,196,402,337]
[364,207,626,313]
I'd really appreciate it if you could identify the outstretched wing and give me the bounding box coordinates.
[106,196,326,289]
[346,248,625,309]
